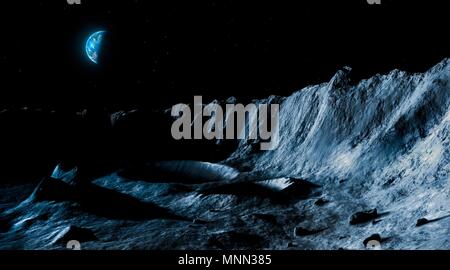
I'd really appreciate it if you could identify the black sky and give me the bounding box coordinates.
[0,0,449,109]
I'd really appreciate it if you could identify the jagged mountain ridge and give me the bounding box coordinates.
[223,59,450,249]
[228,59,450,183]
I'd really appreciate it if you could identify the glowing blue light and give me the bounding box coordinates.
[85,30,105,64]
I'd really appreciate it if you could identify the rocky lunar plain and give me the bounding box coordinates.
[1,59,450,250]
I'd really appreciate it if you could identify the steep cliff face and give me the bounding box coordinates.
[228,59,450,183]
[223,59,450,249]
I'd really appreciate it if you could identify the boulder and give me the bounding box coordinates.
[294,226,325,237]
[416,218,430,227]
[363,234,382,249]
[349,209,378,225]
[314,198,329,206]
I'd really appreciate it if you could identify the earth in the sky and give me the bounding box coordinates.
[85,30,107,64]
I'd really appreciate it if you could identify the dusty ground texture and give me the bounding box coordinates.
[1,59,450,250]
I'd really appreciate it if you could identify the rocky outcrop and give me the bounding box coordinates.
[349,209,379,225]
[52,226,98,244]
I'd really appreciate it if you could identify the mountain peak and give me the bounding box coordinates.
[329,66,352,89]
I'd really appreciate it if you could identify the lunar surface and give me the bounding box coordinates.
[1,58,450,250]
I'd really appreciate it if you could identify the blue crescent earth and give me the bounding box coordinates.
[85,31,106,64]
